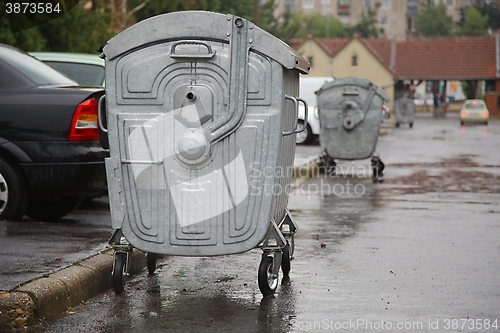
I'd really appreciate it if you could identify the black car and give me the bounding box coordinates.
[0,44,108,221]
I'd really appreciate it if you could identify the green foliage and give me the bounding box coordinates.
[473,1,500,31]
[459,6,488,36]
[293,13,348,39]
[253,0,305,42]
[0,18,46,51]
[218,0,253,19]
[134,0,252,22]
[0,0,380,53]
[37,4,114,53]
[461,81,476,99]
[348,1,382,38]
[415,0,454,37]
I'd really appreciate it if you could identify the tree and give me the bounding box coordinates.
[293,13,348,39]
[474,1,500,31]
[256,0,301,41]
[0,16,46,51]
[134,0,253,22]
[459,6,488,36]
[415,1,454,37]
[37,3,114,53]
[348,1,383,38]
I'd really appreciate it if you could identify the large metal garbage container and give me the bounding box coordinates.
[316,77,389,181]
[394,97,415,128]
[99,11,309,296]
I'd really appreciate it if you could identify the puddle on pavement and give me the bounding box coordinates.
[383,156,499,194]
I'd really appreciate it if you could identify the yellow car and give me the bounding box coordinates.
[460,99,489,125]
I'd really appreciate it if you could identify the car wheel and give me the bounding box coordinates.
[296,120,313,145]
[0,157,29,221]
[26,196,84,221]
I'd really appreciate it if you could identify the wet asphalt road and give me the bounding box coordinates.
[0,198,113,291]
[32,113,500,331]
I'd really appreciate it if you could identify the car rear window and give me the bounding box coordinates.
[465,101,485,109]
[45,61,105,86]
[0,46,77,86]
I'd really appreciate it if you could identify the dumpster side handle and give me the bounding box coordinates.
[295,98,308,134]
[283,95,298,136]
[98,95,107,133]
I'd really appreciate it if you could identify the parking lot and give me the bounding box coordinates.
[31,112,500,333]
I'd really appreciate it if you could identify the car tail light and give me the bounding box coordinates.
[461,112,466,118]
[483,112,488,118]
[69,98,99,141]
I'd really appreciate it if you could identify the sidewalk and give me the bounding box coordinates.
[0,119,396,331]
[0,247,149,330]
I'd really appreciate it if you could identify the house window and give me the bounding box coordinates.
[321,0,330,7]
[364,0,371,7]
[445,0,454,7]
[307,56,313,67]
[407,0,418,15]
[407,17,413,31]
[303,0,314,9]
[380,0,391,10]
[351,55,358,66]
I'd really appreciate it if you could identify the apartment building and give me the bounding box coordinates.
[274,0,476,41]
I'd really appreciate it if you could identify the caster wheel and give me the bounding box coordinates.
[147,252,157,275]
[113,252,127,294]
[258,255,278,297]
[281,244,291,277]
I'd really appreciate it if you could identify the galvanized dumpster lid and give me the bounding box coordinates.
[102,11,309,74]
[316,77,389,102]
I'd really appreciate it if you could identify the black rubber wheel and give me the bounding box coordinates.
[26,196,83,221]
[113,252,127,294]
[0,157,29,221]
[147,252,157,275]
[295,120,313,145]
[409,122,413,128]
[396,122,400,127]
[281,244,291,277]
[258,255,278,297]
[289,236,295,258]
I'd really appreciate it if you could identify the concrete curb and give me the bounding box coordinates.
[0,249,147,331]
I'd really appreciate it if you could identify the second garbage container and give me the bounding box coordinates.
[100,11,309,297]
[394,96,415,128]
[316,77,389,181]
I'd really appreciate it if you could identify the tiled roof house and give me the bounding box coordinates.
[396,37,498,81]
[291,35,500,115]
